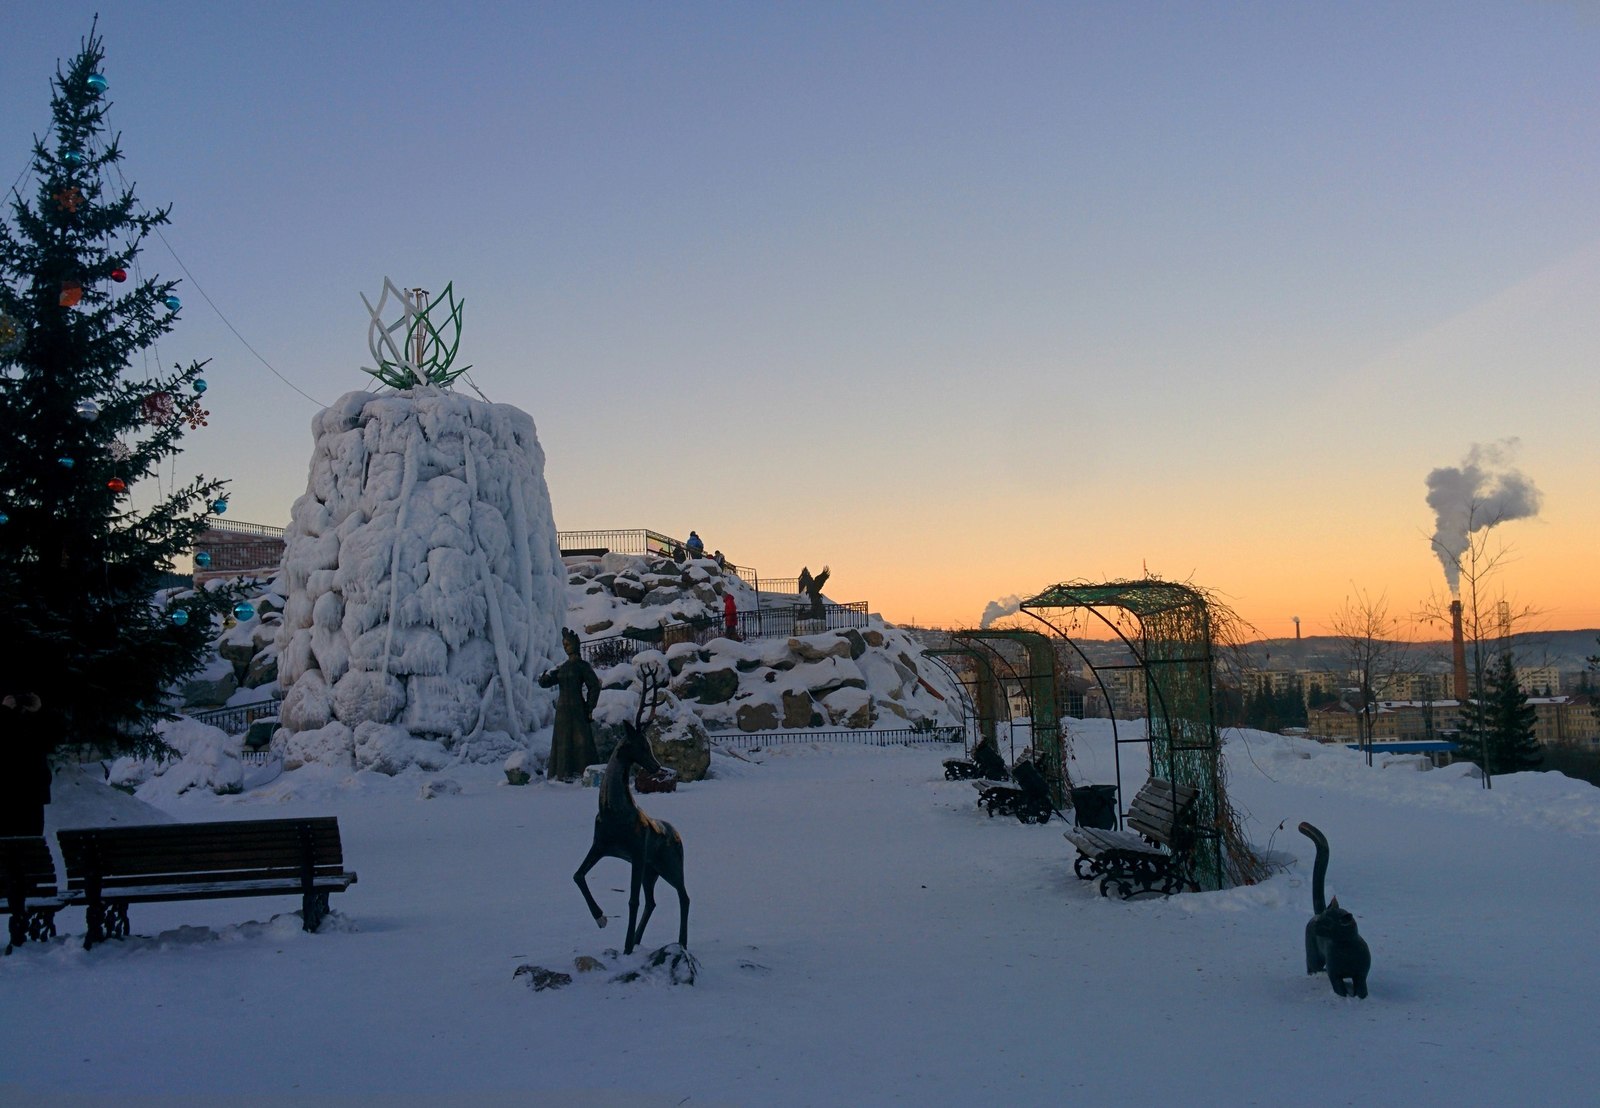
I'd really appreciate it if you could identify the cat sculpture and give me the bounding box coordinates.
[1298,821,1371,999]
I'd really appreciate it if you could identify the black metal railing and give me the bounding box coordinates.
[186,697,282,735]
[558,529,759,588]
[731,601,868,640]
[715,726,962,750]
[578,602,871,668]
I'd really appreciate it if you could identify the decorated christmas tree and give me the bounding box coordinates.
[0,28,235,756]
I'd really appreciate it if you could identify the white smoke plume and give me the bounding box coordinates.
[1426,439,1542,595]
[979,595,1021,629]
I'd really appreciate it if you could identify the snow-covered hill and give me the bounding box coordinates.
[155,549,961,791]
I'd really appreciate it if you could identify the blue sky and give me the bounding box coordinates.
[5,2,1597,632]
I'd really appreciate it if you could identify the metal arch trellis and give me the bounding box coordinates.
[921,648,999,755]
[951,630,1066,807]
[1019,579,1250,890]
[928,640,1035,779]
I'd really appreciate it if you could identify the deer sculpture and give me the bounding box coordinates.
[573,663,689,955]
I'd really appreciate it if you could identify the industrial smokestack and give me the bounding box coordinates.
[1450,599,1468,701]
[1292,616,1300,641]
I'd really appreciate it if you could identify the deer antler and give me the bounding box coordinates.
[635,662,665,732]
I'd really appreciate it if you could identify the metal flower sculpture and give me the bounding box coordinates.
[360,278,471,389]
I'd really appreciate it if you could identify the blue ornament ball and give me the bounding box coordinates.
[0,511,8,525]
[164,295,182,311]
[170,609,190,627]
[212,498,228,514]
[232,602,256,622]
[194,551,212,568]
[62,149,85,167]
[86,73,108,93]
[58,456,75,469]
[193,378,208,393]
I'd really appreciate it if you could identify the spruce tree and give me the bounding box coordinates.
[1483,653,1540,774]
[0,28,233,755]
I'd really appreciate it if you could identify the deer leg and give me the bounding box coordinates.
[659,845,689,948]
[624,856,646,955]
[573,843,609,929]
[632,869,661,950]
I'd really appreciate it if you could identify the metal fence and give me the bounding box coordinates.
[186,697,283,735]
[205,518,286,538]
[558,529,679,557]
[715,726,962,751]
[558,529,758,587]
[578,602,871,668]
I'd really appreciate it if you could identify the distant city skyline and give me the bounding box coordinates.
[6,2,1597,635]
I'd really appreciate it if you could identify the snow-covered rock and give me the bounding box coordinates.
[109,717,246,799]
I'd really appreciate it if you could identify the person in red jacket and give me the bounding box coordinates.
[723,591,739,641]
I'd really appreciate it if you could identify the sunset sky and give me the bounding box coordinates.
[6,2,1597,637]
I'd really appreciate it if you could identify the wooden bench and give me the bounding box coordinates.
[973,760,1055,824]
[57,817,357,950]
[943,737,1007,782]
[1062,778,1199,899]
[2,836,68,953]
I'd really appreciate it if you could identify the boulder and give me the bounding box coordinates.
[218,635,258,673]
[789,636,852,663]
[648,717,711,782]
[677,667,740,705]
[504,749,532,786]
[181,667,239,709]
[781,689,819,729]
[243,719,277,750]
[838,629,868,660]
[736,701,781,732]
[243,649,279,689]
[823,687,874,728]
[612,576,647,603]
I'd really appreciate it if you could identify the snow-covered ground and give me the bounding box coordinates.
[5,721,1598,1106]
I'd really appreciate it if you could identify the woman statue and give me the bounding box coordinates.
[539,629,601,781]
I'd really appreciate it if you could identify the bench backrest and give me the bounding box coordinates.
[1124,778,1200,849]
[1012,760,1050,803]
[58,817,345,894]
[1,836,59,902]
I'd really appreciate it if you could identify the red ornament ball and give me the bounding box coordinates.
[111,268,127,283]
[106,478,126,493]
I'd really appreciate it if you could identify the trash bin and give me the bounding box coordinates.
[1071,784,1118,830]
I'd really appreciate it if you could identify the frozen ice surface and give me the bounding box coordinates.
[276,389,565,771]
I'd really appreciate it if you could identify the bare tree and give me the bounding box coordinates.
[1330,588,1411,765]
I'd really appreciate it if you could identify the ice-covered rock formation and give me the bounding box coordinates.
[274,388,566,772]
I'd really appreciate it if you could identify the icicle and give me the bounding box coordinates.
[505,427,537,682]
[463,674,498,746]
[379,419,420,684]
[464,433,526,743]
